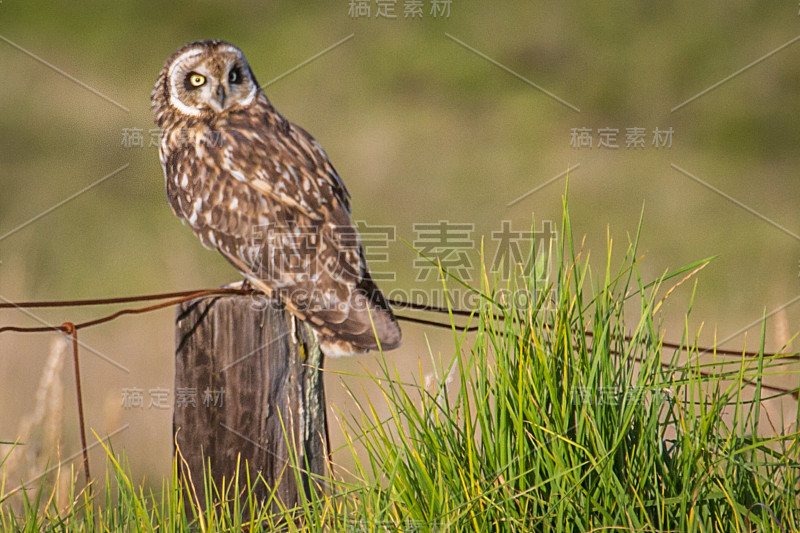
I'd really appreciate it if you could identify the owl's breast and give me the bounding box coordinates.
[162,132,278,255]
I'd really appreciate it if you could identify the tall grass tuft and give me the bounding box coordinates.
[338,199,799,531]
[0,199,798,531]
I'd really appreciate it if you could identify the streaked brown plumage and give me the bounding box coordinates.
[152,40,401,356]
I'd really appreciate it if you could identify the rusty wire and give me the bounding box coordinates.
[388,300,799,398]
[0,286,797,489]
[1,289,797,361]
[0,288,248,334]
[388,298,800,361]
[0,287,247,490]
[61,322,90,487]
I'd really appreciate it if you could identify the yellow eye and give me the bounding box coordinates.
[189,73,205,87]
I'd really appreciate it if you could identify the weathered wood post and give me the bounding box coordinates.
[173,293,328,511]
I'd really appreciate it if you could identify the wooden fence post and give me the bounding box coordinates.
[173,293,328,511]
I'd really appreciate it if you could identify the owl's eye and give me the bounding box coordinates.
[228,67,241,84]
[188,73,206,87]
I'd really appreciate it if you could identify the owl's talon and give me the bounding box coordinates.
[219,279,256,293]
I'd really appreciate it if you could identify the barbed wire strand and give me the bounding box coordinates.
[1,289,797,361]
[0,288,247,489]
[1,288,798,368]
[388,298,800,361]
[390,303,797,398]
[0,288,247,334]
[0,286,797,488]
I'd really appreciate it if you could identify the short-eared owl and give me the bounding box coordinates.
[152,40,401,356]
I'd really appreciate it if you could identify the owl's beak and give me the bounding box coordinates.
[215,84,226,109]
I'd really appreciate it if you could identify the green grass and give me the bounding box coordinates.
[1,200,798,531]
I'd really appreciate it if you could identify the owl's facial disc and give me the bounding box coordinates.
[168,45,257,117]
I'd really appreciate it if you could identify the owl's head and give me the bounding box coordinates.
[153,40,260,122]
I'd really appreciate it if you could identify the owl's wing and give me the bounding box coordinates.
[164,117,400,356]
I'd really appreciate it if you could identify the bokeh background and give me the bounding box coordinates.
[1,1,798,491]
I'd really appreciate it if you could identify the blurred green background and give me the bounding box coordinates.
[1,1,798,489]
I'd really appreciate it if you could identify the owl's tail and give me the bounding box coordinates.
[318,277,402,357]
[313,274,402,357]
[246,273,402,358]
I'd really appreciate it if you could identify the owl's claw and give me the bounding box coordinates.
[220,279,254,292]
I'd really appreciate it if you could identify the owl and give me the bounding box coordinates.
[151,40,401,356]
